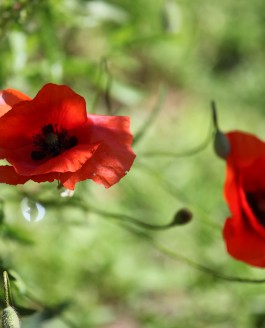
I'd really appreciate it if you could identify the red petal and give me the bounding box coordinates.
[224,131,265,266]
[31,172,60,184]
[0,89,31,116]
[0,83,87,149]
[0,166,60,186]
[0,166,30,185]
[60,115,136,189]
[225,132,265,238]
[226,131,265,167]
[6,143,100,176]
[224,217,265,267]
[224,162,242,219]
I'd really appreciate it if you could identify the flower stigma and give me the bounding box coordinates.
[31,123,77,161]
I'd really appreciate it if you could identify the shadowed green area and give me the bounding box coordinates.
[1,1,265,327]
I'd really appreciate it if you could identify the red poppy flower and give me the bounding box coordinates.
[223,131,265,267]
[0,83,136,190]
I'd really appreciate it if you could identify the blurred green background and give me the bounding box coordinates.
[1,0,265,327]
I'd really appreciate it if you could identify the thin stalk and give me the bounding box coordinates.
[89,206,181,230]
[139,102,214,158]
[121,224,265,284]
[3,271,10,307]
[133,84,167,146]
[211,100,218,131]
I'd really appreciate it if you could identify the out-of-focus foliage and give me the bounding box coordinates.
[1,0,265,327]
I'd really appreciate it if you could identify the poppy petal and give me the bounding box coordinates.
[0,89,31,116]
[224,217,265,267]
[223,130,265,266]
[5,143,100,176]
[0,84,87,149]
[0,166,30,185]
[31,172,60,184]
[224,162,242,219]
[225,132,265,237]
[60,115,136,189]
[0,166,62,186]
[227,131,265,167]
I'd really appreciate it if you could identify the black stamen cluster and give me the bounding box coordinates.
[31,124,77,161]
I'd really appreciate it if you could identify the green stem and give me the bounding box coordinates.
[211,100,219,131]
[92,209,265,284]
[42,198,265,284]
[88,206,179,230]
[152,238,265,284]
[3,271,10,307]
[139,102,214,158]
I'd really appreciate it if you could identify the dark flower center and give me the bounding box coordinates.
[246,191,265,227]
[31,124,77,161]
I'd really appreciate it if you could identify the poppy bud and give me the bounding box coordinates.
[214,130,231,159]
[2,306,20,328]
[172,208,193,225]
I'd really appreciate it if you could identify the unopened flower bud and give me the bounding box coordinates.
[214,130,230,159]
[2,306,20,328]
[172,208,193,225]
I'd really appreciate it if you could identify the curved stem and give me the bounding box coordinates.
[88,206,179,230]
[139,101,214,158]
[91,209,265,284]
[152,239,265,283]
[43,198,265,284]
[134,161,221,230]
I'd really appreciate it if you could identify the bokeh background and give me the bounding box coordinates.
[1,0,265,327]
